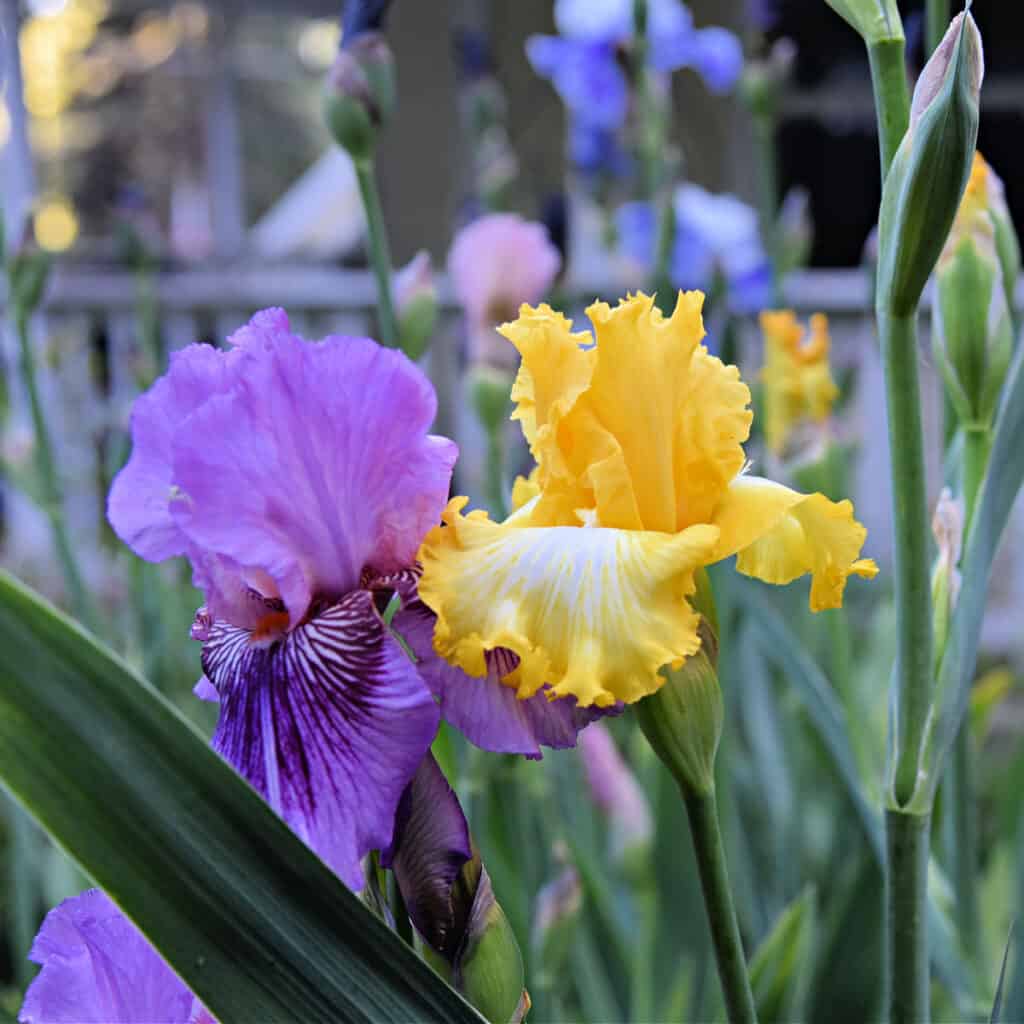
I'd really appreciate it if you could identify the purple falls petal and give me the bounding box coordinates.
[20,890,200,1024]
[388,588,614,758]
[381,753,472,958]
[169,321,457,625]
[526,36,629,129]
[198,587,440,890]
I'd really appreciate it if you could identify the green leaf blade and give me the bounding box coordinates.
[0,569,484,1024]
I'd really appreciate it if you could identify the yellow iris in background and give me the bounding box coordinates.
[417,293,876,708]
[760,310,839,455]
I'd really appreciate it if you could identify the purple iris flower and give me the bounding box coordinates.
[19,890,213,1024]
[616,185,773,314]
[108,310,599,890]
[526,0,743,136]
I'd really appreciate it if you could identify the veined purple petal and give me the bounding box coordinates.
[20,890,203,1024]
[381,753,472,957]
[387,586,611,758]
[169,323,456,625]
[108,343,241,564]
[198,588,439,890]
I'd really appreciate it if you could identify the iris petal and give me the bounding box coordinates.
[199,588,439,890]
[418,498,720,707]
[710,475,878,611]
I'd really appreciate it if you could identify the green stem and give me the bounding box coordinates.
[926,0,950,56]
[629,877,657,1023]
[867,38,911,182]
[14,312,98,632]
[946,425,989,964]
[354,159,398,348]
[879,312,934,807]
[683,787,758,1024]
[886,810,931,1024]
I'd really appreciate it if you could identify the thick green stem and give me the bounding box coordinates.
[880,312,934,807]
[946,425,989,963]
[684,787,758,1024]
[15,312,98,632]
[354,159,398,348]
[886,810,931,1024]
[867,39,911,182]
[484,426,506,520]
[926,0,950,56]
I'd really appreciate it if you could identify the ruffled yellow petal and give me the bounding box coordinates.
[501,303,594,482]
[567,292,752,531]
[417,497,721,707]
[708,475,875,612]
[510,467,541,512]
[760,310,838,454]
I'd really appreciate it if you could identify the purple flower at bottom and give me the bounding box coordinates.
[19,891,213,1024]
[109,310,598,891]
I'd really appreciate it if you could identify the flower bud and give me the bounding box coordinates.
[876,13,983,316]
[824,0,903,44]
[385,754,527,1023]
[393,250,438,361]
[578,723,653,871]
[739,38,796,120]
[532,855,582,985]
[932,163,1013,429]
[930,487,963,666]
[323,33,396,163]
[470,365,514,438]
[634,634,722,799]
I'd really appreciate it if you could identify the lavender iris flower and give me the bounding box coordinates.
[108,310,599,890]
[526,0,743,140]
[19,891,213,1024]
[617,185,773,314]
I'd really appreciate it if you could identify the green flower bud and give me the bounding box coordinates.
[394,251,438,361]
[876,12,983,316]
[635,626,723,798]
[930,487,963,671]
[932,196,1012,428]
[470,365,514,437]
[323,33,396,163]
[824,0,903,44]
[740,38,796,120]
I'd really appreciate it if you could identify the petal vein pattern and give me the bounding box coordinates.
[199,589,439,889]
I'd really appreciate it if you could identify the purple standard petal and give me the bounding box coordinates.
[20,890,203,1024]
[381,753,472,957]
[387,585,612,759]
[688,27,744,93]
[169,322,456,625]
[197,588,440,890]
[526,36,628,130]
[108,343,241,563]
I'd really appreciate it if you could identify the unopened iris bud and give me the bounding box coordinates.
[578,722,654,872]
[824,0,903,44]
[393,250,438,360]
[739,38,796,120]
[324,33,396,163]
[876,12,983,316]
[635,626,722,799]
[532,856,582,992]
[932,159,1013,429]
[931,487,963,666]
[470,365,514,437]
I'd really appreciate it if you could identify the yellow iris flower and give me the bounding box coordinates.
[418,293,877,708]
[760,310,839,455]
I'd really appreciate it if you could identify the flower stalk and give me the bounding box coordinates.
[355,159,399,348]
[685,787,758,1024]
[866,39,910,181]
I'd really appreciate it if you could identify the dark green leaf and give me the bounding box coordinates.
[0,570,484,1024]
